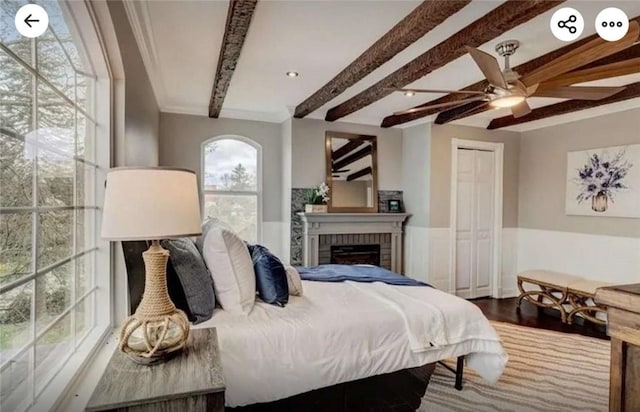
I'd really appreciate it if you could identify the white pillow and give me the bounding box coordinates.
[198,222,255,314]
[284,265,303,296]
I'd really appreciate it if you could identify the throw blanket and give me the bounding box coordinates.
[297,264,430,287]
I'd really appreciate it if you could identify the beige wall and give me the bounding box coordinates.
[158,113,284,221]
[429,124,521,228]
[291,118,403,189]
[107,0,159,166]
[402,123,431,227]
[519,108,640,238]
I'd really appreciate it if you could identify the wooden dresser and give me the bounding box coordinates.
[595,284,640,412]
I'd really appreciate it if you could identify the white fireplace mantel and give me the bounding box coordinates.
[297,212,410,273]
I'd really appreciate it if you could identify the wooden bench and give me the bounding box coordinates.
[517,270,611,325]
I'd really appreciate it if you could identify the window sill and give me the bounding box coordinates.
[34,326,116,412]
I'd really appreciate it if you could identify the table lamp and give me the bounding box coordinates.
[101,167,202,364]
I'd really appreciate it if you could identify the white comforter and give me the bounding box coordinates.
[195,281,507,407]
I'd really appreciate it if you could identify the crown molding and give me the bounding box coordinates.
[122,0,168,107]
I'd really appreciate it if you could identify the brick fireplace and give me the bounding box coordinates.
[319,234,390,269]
[298,213,409,273]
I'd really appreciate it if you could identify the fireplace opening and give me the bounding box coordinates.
[331,244,381,266]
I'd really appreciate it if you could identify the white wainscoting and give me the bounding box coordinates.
[416,228,518,297]
[404,226,430,283]
[404,227,639,297]
[516,228,640,285]
[501,228,519,298]
[405,226,518,297]
[428,228,451,291]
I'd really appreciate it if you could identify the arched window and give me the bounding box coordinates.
[202,137,261,242]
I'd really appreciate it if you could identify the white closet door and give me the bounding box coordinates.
[455,149,494,299]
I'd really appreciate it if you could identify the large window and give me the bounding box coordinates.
[202,137,261,242]
[0,1,108,410]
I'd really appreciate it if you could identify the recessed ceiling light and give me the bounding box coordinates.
[404,90,415,97]
[286,71,299,78]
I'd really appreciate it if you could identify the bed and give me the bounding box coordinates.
[123,242,507,411]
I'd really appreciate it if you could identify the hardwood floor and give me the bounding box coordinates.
[472,297,608,340]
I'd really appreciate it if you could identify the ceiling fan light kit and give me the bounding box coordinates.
[391,21,639,122]
[489,94,526,108]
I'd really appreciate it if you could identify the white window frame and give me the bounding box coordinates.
[0,1,112,410]
[201,135,263,243]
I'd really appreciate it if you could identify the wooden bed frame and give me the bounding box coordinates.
[122,241,440,411]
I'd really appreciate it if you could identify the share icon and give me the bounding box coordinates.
[558,15,578,34]
[550,7,584,41]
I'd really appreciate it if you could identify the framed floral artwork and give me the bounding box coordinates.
[565,144,639,218]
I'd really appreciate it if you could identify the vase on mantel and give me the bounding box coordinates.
[305,204,328,213]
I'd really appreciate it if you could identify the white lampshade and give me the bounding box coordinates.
[101,167,202,240]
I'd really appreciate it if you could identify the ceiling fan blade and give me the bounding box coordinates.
[465,46,508,89]
[393,96,486,116]
[533,86,626,100]
[514,80,539,97]
[511,101,532,118]
[393,88,486,95]
[521,20,640,87]
[539,58,640,89]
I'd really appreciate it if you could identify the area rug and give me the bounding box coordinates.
[419,322,610,412]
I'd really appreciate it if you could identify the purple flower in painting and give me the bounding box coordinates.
[573,149,633,204]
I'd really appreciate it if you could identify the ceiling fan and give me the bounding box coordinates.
[393,21,640,119]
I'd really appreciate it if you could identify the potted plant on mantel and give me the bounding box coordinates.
[304,183,330,213]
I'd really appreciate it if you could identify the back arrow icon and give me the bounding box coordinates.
[24,14,39,28]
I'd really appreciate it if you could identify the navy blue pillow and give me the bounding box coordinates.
[247,244,289,307]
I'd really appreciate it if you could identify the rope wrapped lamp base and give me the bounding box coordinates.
[119,240,190,365]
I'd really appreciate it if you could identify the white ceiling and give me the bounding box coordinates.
[123,0,640,131]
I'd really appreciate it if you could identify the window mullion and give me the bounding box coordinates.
[0,43,97,124]
[71,71,78,350]
[29,32,39,408]
[0,248,98,295]
[0,287,97,373]
[1,127,102,170]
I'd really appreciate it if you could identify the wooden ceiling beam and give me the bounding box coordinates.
[434,100,489,124]
[208,0,258,118]
[325,0,563,122]
[486,81,640,130]
[382,15,640,127]
[347,167,372,182]
[333,145,372,171]
[292,0,471,119]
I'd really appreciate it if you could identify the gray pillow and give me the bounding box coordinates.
[161,238,215,324]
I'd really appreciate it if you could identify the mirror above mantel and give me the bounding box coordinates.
[325,131,378,213]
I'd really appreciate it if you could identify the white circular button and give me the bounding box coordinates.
[596,8,629,42]
[550,7,584,42]
[15,4,49,38]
